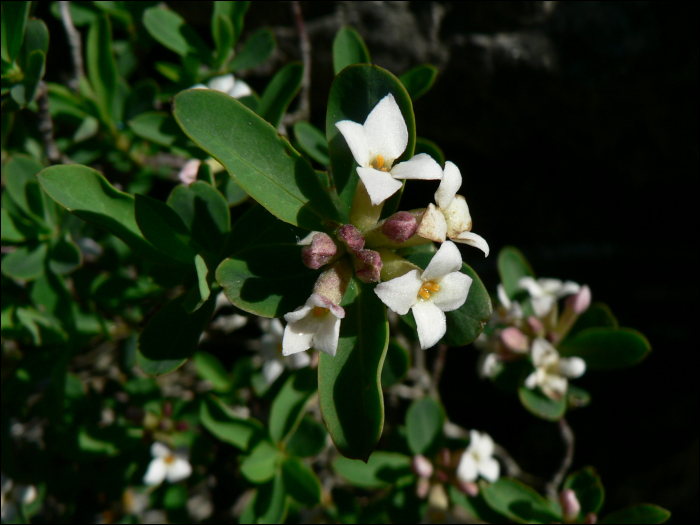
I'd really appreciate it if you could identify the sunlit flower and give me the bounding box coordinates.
[259,318,310,384]
[143,443,192,486]
[524,338,586,400]
[456,431,500,483]
[518,277,581,318]
[336,94,442,205]
[374,241,472,349]
[191,74,252,98]
[1,473,37,522]
[283,294,345,357]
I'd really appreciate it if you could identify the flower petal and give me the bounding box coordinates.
[478,457,500,483]
[284,303,314,323]
[556,280,582,298]
[431,271,472,312]
[229,79,252,99]
[166,458,192,483]
[451,231,490,257]
[524,372,538,389]
[356,167,403,205]
[269,318,285,338]
[456,452,478,483]
[443,195,473,237]
[178,159,201,185]
[518,276,543,296]
[531,337,558,367]
[537,278,566,295]
[542,375,568,400]
[558,357,586,379]
[531,295,556,318]
[412,300,446,349]
[208,74,236,93]
[363,94,408,163]
[422,241,463,282]
[151,442,171,458]
[313,315,341,356]
[472,431,495,458]
[374,270,422,315]
[335,120,370,167]
[262,359,285,384]
[390,153,443,180]
[497,284,511,310]
[143,458,167,486]
[415,203,447,243]
[282,318,317,356]
[435,161,462,208]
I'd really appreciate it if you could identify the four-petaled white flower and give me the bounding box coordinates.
[456,431,500,483]
[283,294,345,357]
[374,241,472,349]
[192,74,252,99]
[260,318,310,384]
[1,473,37,522]
[417,161,490,256]
[518,277,581,318]
[143,442,192,486]
[524,338,586,400]
[335,94,443,206]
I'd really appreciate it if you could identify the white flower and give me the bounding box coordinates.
[192,74,252,99]
[143,443,192,486]
[283,294,345,357]
[518,277,581,318]
[524,338,586,400]
[374,241,472,349]
[456,431,500,483]
[496,283,524,321]
[335,94,443,205]
[260,318,310,384]
[1,473,37,522]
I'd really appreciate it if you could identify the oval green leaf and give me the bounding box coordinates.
[135,194,197,264]
[399,64,438,101]
[1,1,30,63]
[257,62,303,129]
[332,27,371,75]
[231,28,275,71]
[480,478,562,524]
[1,243,47,281]
[142,6,208,59]
[240,439,282,484]
[558,327,651,370]
[600,504,671,524]
[193,351,231,392]
[564,466,605,517]
[87,14,118,125]
[381,340,410,388]
[282,457,321,506]
[518,382,567,421]
[332,452,411,489]
[285,415,327,458]
[406,397,444,456]
[199,394,265,451]
[567,302,618,339]
[294,121,331,166]
[497,246,535,300]
[269,367,317,444]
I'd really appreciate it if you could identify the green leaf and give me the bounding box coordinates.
[566,303,619,339]
[173,89,340,231]
[246,470,289,524]
[333,452,412,489]
[87,14,118,126]
[1,243,47,281]
[163,484,188,510]
[1,1,30,63]
[282,457,321,506]
[285,415,327,457]
[216,171,248,206]
[399,64,437,101]
[38,163,175,265]
[22,18,49,57]
[326,64,416,214]
[128,111,184,146]
[294,121,331,165]
[212,14,234,70]
[48,234,82,275]
[123,79,158,121]
[269,367,317,443]
[137,294,216,375]
[222,203,303,257]
[4,155,48,225]
[558,328,651,370]
[194,253,211,304]
[564,467,605,517]
[200,394,265,450]
[258,62,303,129]
[414,137,445,167]
[142,6,209,59]
[319,280,389,461]
[193,351,231,392]
[231,28,275,71]
[135,194,198,264]
[480,478,562,524]
[449,485,510,524]
[381,340,410,387]
[600,505,670,524]
[332,27,370,75]
[518,383,567,421]
[216,244,319,318]
[1,208,25,242]
[11,50,45,106]
[406,397,444,456]
[497,246,535,300]
[241,439,282,483]
[167,181,231,254]
[213,1,249,45]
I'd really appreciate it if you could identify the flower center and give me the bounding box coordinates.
[371,154,389,172]
[313,306,329,317]
[418,281,440,300]
[163,454,176,465]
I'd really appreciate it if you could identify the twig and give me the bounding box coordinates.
[283,1,311,127]
[59,1,84,92]
[545,418,575,499]
[430,344,448,399]
[36,82,62,164]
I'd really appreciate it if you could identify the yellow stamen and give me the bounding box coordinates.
[313,306,328,317]
[163,454,176,465]
[376,154,385,169]
[419,281,440,300]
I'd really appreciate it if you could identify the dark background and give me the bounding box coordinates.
[39,1,699,522]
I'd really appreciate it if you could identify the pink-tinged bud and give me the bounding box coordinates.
[457,481,479,497]
[438,447,451,468]
[566,284,591,314]
[175,420,190,431]
[337,224,365,253]
[582,512,598,524]
[162,401,173,418]
[436,470,449,483]
[178,159,201,185]
[500,327,529,353]
[416,478,430,499]
[301,233,337,269]
[560,489,581,523]
[411,455,434,478]
[354,249,382,283]
[547,330,560,344]
[527,316,544,334]
[382,212,418,244]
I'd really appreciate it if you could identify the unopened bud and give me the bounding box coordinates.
[411,455,434,478]
[337,224,365,253]
[500,327,529,353]
[566,285,591,314]
[527,316,544,334]
[416,478,430,499]
[457,481,479,497]
[382,212,418,244]
[313,259,353,305]
[560,489,581,523]
[354,249,382,283]
[301,233,337,269]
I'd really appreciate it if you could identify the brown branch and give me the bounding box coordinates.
[545,417,575,499]
[429,343,448,399]
[59,1,84,92]
[36,82,62,164]
[283,1,311,127]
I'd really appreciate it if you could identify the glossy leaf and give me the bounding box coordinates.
[518,383,567,421]
[480,478,562,524]
[231,29,275,71]
[294,121,331,165]
[137,294,216,375]
[332,27,370,74]
[240,439,282,483]
[497,246,535,300]
[87,15,118,125]
[318,280,389,461]
[406,397,444,456]
[399,64,438,101]
[199,394,265,450]
[558,328,651,370]
[216,244,318,318]
[564,467,605,517]
[332,452,412,489]
[414,137,445,167]
[381,340,410,387]
[216,172,248,206]
[282,457,321,506]
[600,505,670,524]
[258,62,303,129]
[193,351,231,392]
[327,64,416,213]
[128,112,183,147]
[269,367,317,443]
[1,1,30,63]
[212,14,234,70]
[222,203,303,257]
[173,89,340,231]
[142,7,208,59]
[285,415,327,457]
[567,303,619,339]
[135,194,197,264]
[1,243,47,281]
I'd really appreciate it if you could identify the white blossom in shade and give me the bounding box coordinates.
[416,161,489,256]
[335,94,443,205]
[1,473,37,522]
[191,74,252,99]
[518,277,581,318]
[283,294,345,357]
[524,338,586,400]
[143,442,192,486]
[259,318,310,385]
[456,431,500,483]
[374,241,472,349]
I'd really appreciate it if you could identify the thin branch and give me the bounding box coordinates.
[36,82,62,164]
[429,344,448,399]
[59,1,84,92]
[283,1,311,127]
[545,417,575,499]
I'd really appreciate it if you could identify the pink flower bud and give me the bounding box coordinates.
[416,478,430,499]
[178,159,201,185]
[162,401,173,418]
[354,249,382,283]
[527,316,544,333]
[566,284,591,314]
[301,233,337,269]
[560,489,581,523]
[337,224,365,253]
[547,331,560,344]
[436,470,449,483]
[582,512,598,524]
[411,455,434,478]
[457,481,479,497]
[381,212,418,244]
[500,327,529,353]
